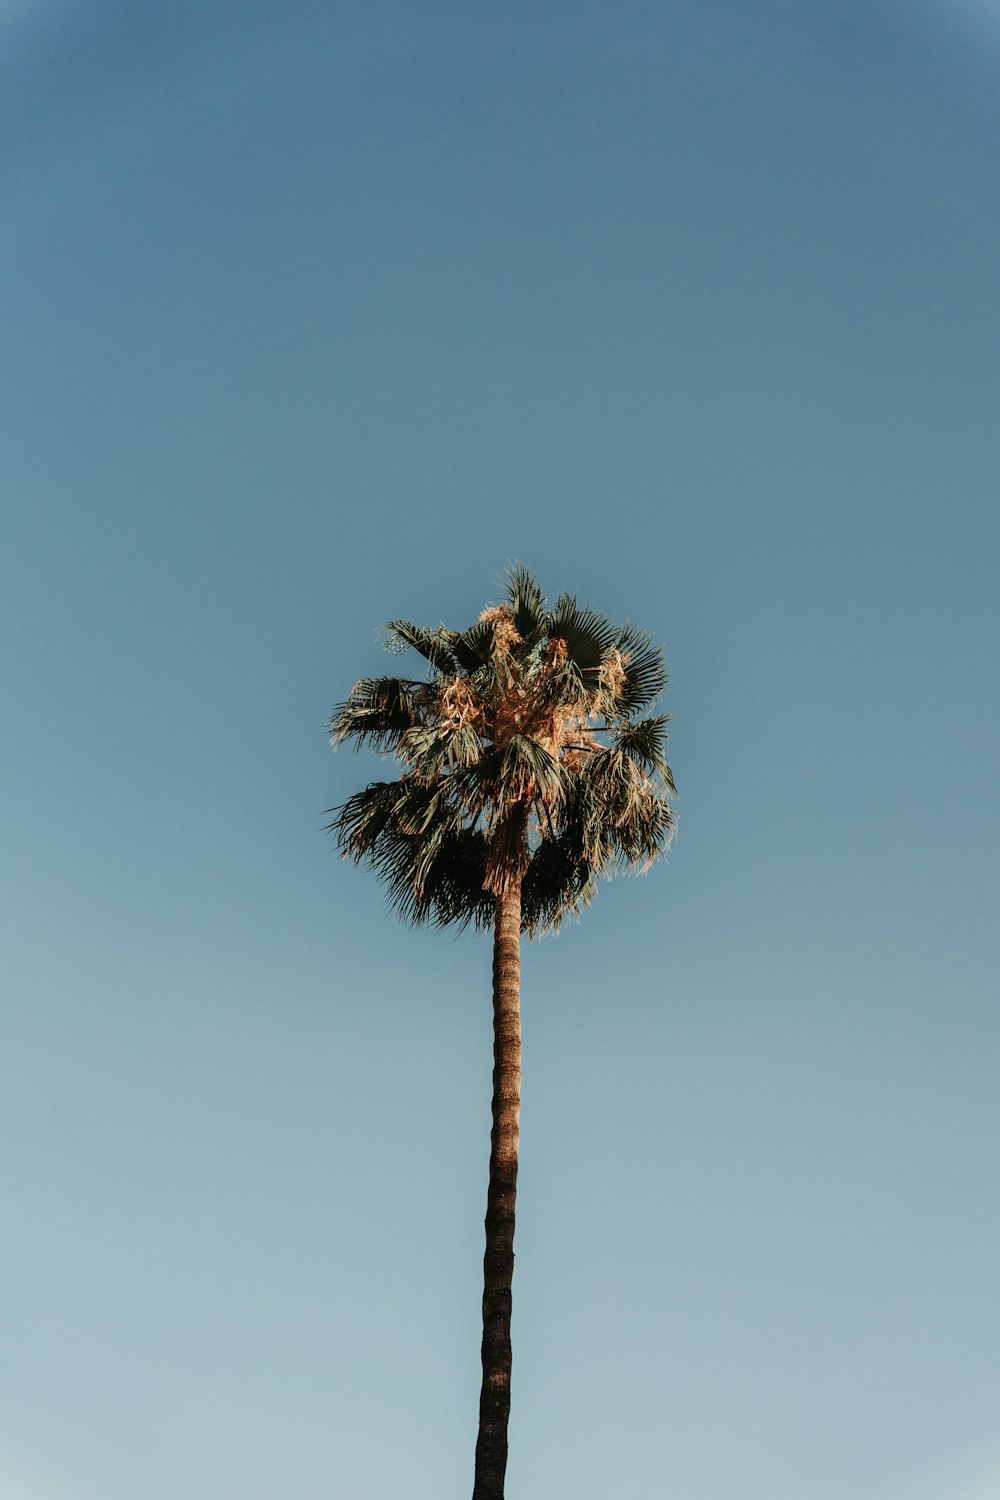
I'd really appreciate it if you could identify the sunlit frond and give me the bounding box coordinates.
[548,596,620,687]
[612,715,675,784]
[611,623,669,714]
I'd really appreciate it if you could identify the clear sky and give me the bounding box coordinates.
[2,3,999,1497]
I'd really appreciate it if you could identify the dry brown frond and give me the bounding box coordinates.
[558,705,597,770]
[479,605,523,654]
[439,676,484,733]
[492,687,529,746]
[600,647,627,699]
[560,721,597,772]
[530,701,587,759]
[534,713,561,757]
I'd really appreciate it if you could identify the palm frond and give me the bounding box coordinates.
[418,827,494,929]
[400,722,484,780]
[612,715,675,784]
[477,650,517,703]
[521,828,594,933]
[577,748,676,870]
[548,597,619,686]
[383,620,459,673]
[504,563,549,640]
[329,778,492,929]
[499,734,567,809]
[329,677,423,752]
[611,624,669,714]
[546,655,588,706]
[451,620,496,673]
[327,779,403,859]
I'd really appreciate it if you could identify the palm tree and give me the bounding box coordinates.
[328,566,676,1499]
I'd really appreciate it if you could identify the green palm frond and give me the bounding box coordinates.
[331,778,492,929]
[449,742,503,807]
[451,620,496,672]
[612,715,675,784]
[521,831,594,932]
[500,734,566,803]
[548,596,620,685]
[611,624,669,714]
[418,827,494,929]
[439,724,484,771]
[327,779,402,859]
[576,747,676,868]
[546,654,589,705]
[329,677,424,752]
[383,620,459,672]
[613,786,674,868]
[400,722,484,780]
[504,563,549,640]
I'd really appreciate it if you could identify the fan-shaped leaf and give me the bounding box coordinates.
[384,621,459,672]
[504,563,548,640]
[451,620,496,672]
[329,677,423,752]
[548,597,619,688]
[612,624,669,713]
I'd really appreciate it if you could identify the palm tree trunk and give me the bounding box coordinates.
[472,881,522,1499]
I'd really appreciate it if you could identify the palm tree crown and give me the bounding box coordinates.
[328,564,676,931]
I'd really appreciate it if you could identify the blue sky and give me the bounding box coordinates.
[2,4,999,1498]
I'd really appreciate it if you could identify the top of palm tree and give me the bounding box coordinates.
[328,564,676,934]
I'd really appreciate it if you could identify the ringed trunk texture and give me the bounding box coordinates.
[472,883,522,1499]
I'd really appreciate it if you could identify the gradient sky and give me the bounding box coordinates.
[2,4,999,1498]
